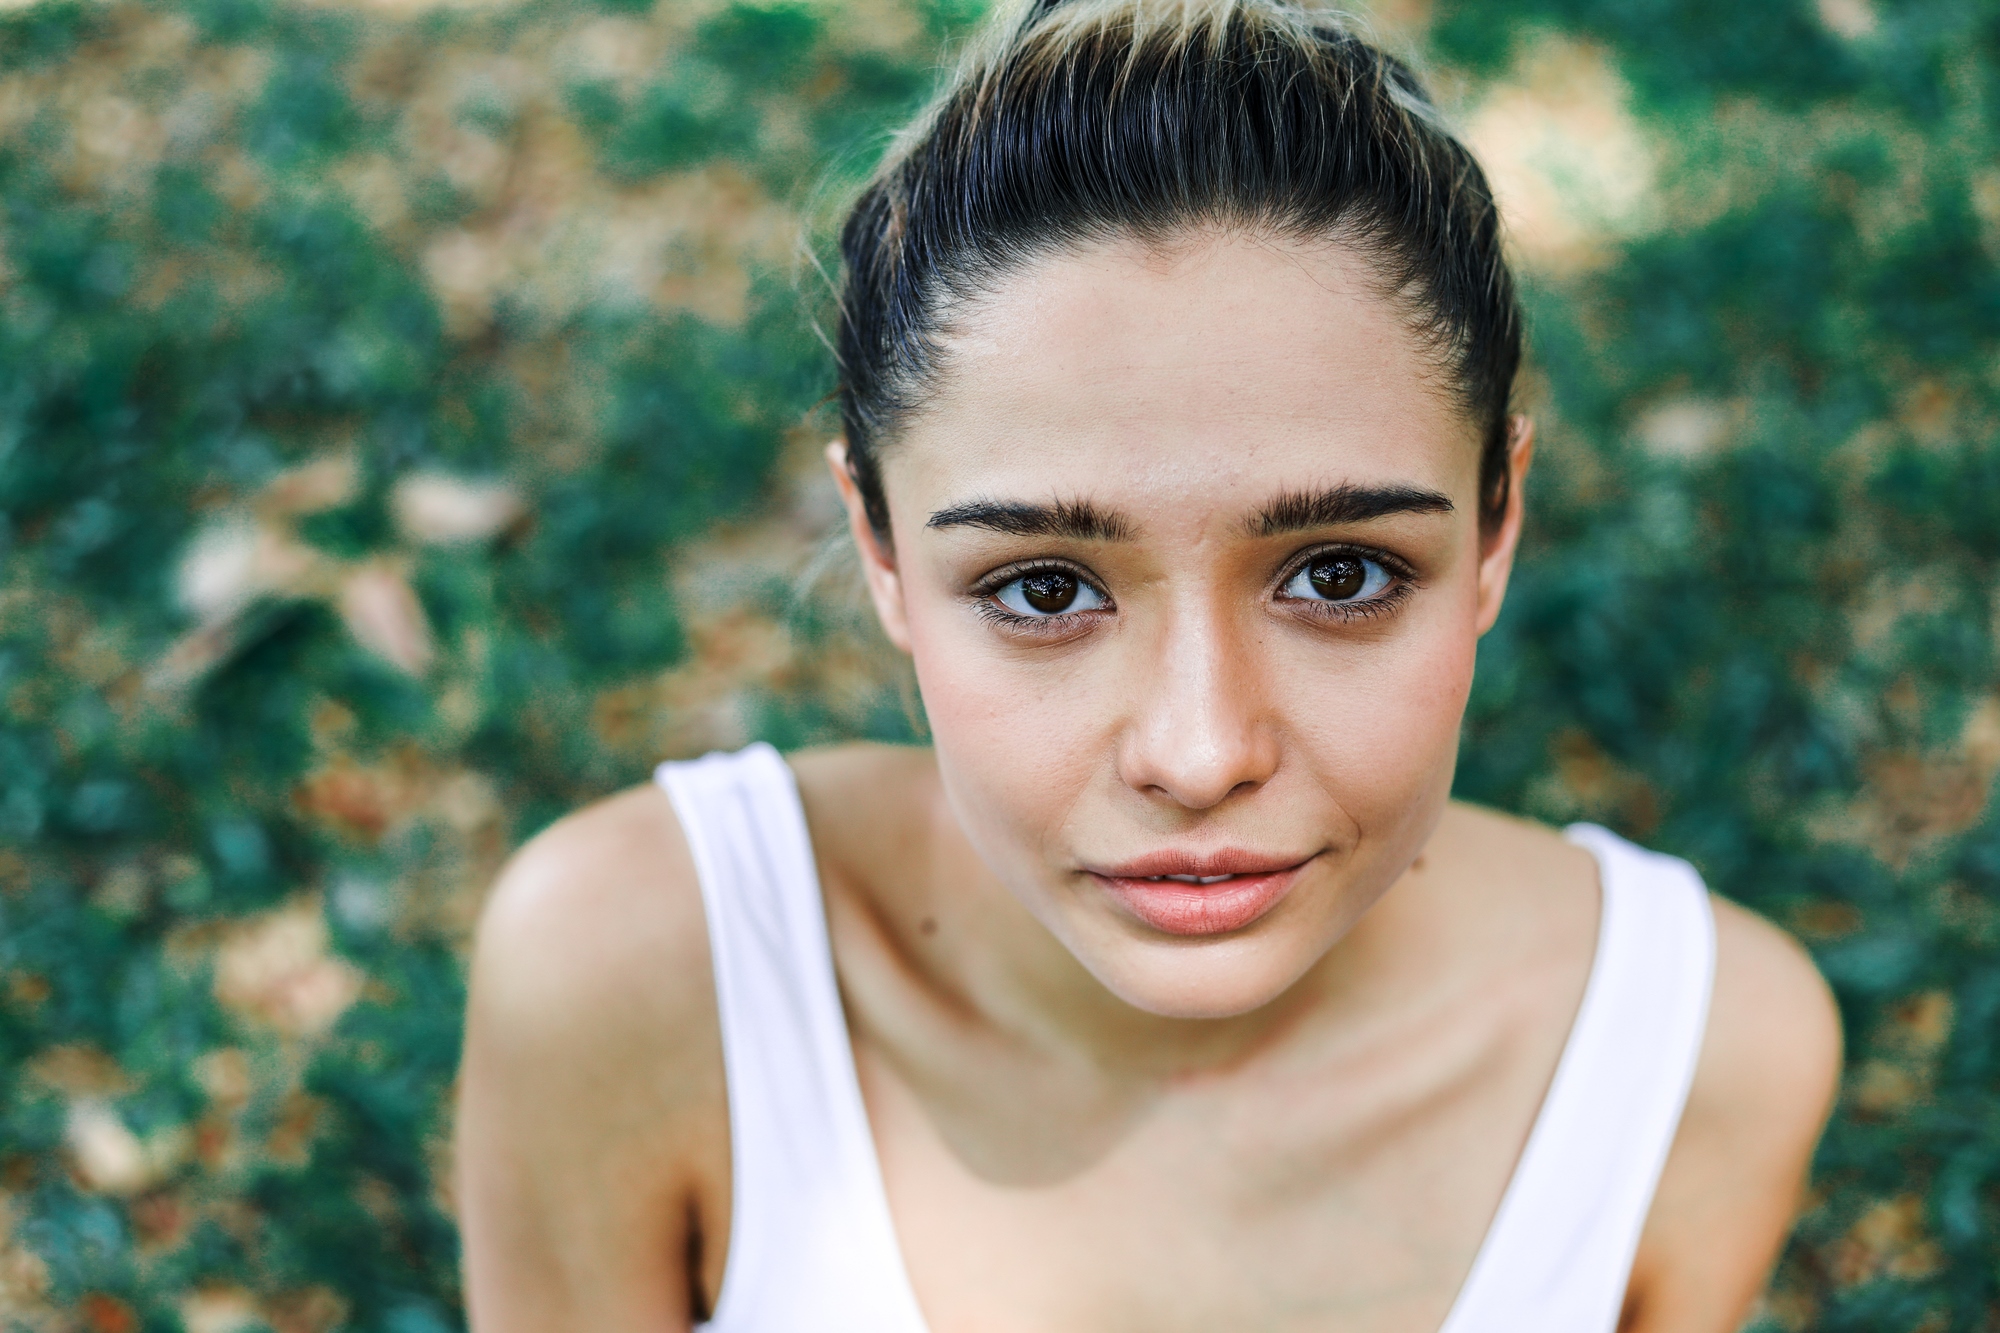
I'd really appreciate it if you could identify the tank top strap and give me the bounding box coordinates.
[1438,823,1717,1333]
[654,743,929,1333]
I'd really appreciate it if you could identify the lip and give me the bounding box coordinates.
[1086,850,1315,937]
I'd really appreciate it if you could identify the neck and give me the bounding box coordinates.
[810,747,1470,1188]
[892,776,1427,1085]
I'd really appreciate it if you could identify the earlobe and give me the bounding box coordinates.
[1474,415,1535,636]
[824,441,914,653]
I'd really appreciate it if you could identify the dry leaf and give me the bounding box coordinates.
[213,900,364,1039]
[178,520,325,625]
[179,1287,261,1333]
[1464,37,1656,274]
[65,1102,185,1196]
[193,1048,252,1112]
[259,455,359,518]
[392,473,525,545]
[1828,1194,1944,1285]
[337,562,436,675]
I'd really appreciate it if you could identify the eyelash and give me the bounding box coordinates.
[967,560,1112,637]
[1274,544,1418,624]
[966,545,1418,637]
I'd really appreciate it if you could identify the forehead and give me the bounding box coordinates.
[892,233,1477,508]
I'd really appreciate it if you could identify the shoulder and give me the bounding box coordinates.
[467,780,715,1067]
[1626,885,1841,1329]
[1699,895,1844,1125]
[455,779,725,1257]
[1677,892,1842,1212]
[1677,894,1842,1211]
[1436,806,1841,1325]
[455,778,726,1325]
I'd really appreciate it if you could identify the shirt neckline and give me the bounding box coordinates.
[774,757,1616,1333]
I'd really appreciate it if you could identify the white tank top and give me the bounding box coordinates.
[656,743,1716,1333]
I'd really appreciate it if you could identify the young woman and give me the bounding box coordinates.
[455,3,1842,1329]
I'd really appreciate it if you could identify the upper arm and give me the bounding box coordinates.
[455,784,726,1333]
[1625,897,1843,1333]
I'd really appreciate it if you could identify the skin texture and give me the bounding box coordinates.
[456,234,1843,1332]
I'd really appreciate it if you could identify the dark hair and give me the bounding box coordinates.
[835,0,1522,542]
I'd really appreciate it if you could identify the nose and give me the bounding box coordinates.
[1114,601,1279,810]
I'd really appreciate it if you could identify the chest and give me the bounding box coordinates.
[851,1002,1559,1333]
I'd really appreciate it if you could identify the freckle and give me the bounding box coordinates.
[920,917,938,936]
[1412,856,1427,872]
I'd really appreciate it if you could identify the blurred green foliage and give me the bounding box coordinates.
[1448,2,2000,1326]
[0,0,1996,1328]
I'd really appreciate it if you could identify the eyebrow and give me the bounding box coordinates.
[925,498,1135,541]
[1250,484,1455,536]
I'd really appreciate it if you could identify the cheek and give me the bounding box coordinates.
[1278,604,1479,818]
[900,591,1104,856]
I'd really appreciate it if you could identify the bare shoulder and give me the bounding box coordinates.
[456,781,723,1329]
[1448,799,1844,1112]
[468,781,715,1068]
[1697,896,1844,1131]
[1627,891,1841,1330]
[1437,806,1841,1327]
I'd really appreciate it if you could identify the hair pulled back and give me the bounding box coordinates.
[835,0,1522,541]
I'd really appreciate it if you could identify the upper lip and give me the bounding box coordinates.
[1088,849,1316,881]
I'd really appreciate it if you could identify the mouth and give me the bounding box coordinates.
[1086,852,1316,937]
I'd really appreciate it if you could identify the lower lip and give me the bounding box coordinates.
[1092,866,1305,937]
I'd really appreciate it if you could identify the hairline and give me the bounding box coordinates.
[874,223,1486,456]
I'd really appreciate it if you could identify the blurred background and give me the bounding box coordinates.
[1,0,1996,1327]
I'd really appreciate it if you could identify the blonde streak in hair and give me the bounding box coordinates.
[1019,0,1229,47]
[1017,1,1372,149]
[910,0,1392,159]
[1007,0,1236,86]
[926,0,1341,148]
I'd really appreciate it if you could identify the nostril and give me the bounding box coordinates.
[1133,769,1267,811]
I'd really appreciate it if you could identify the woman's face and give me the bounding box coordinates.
[836,233,1531,1021]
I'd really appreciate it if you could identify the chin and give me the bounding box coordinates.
[1085,937,1326,1021]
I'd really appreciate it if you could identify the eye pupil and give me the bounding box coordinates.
[1021,572,1078,613]
[1309,558,1366,600]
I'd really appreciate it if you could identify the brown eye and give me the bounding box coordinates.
[1308,557,1365,600]
[1021,571,1078,613]
[1282,552,1393,605]
[993,568,1107,618]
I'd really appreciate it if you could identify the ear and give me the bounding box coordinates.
[826,441,913,653]
[1474,415,1535,636]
